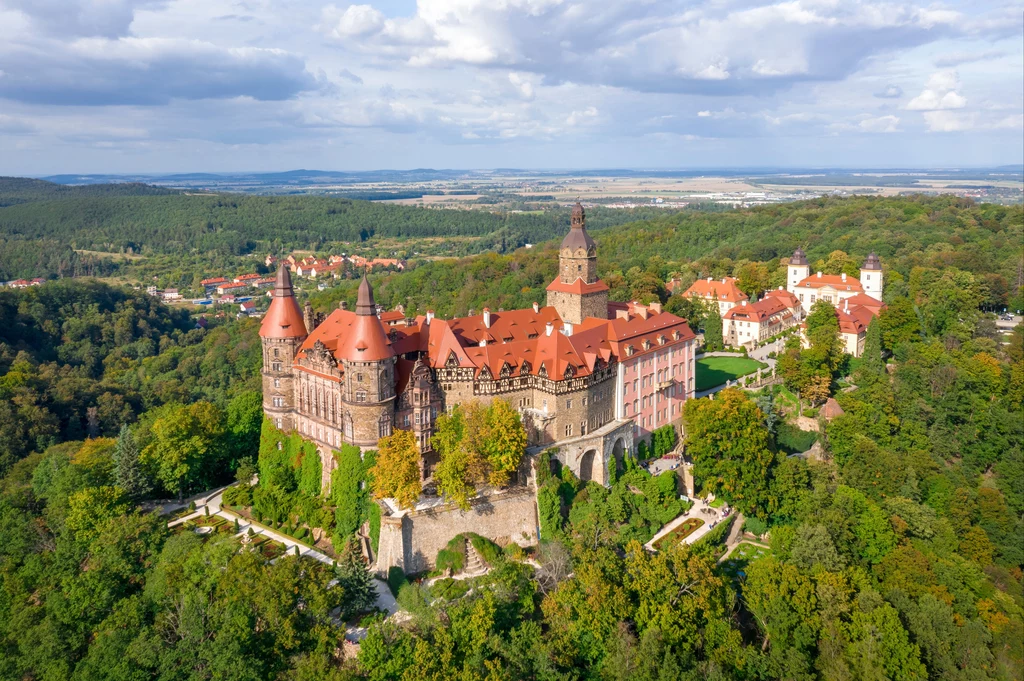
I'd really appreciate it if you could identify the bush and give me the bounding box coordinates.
[386,566,407,597]
[431,578,471,601]
[468,533,503,565]
[537,480,563,540]
[295,527,308,541]
[801,408,818,418]
[504,542,526,561]
[743,516,768,537]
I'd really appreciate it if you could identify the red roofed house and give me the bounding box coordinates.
[679,276,749,315]
[259,202,697,494]
[201,277,228,294]
[217,282,249,295]
[722,288,801,348]
[234,273,262,285]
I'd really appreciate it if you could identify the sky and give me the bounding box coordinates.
[0,0,1021,174]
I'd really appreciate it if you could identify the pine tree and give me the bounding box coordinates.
[335,537,376,620]
[862,318,884,375]
[704,304,724,351]
[113,424,150,501]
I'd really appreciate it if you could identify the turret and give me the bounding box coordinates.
[546,201,609,324]
[337,276,396,446]
[860,252,883,299]
[259,264,308,431]
[787,247,810,293]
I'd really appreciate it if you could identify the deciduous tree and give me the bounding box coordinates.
[370,430,421,510]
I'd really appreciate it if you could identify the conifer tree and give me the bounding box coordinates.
[335,537,376,620]
[113,424,150,500]
[862,317,884,375]
[703,304,724,351]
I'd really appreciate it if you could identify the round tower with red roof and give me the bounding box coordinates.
[259,264,308,431]
[338,276,397,446]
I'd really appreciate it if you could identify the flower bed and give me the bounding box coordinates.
[653,517,704,550]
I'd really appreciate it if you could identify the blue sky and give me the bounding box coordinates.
[0,0,1021,174]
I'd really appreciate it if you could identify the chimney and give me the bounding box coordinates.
[649,302,662,314]
[426,310,434,324]
[742,300,747,306]
[562,322,573,336]
[616,309,630,320]
[483,308,491,328]
[778,286,783,290]
[707,277,713,282]
[844,299,849,313]
[340,300,348,310]
[468,308,475,317]
[817,272,822,278]
[841,273,847,282]
[545,322,554,336]
[532,301,539,313]
[479,339,487,347]
[636,307,649,320]
[722,278,727,284]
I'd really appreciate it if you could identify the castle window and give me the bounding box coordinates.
[272,362,282,372]
[404,414,410,427]
[357,373,364,382]
[356,391,366,402]
[276,418,282,429]
[415,412,421,425]
[565,424,573,437]
[566,399,572,409]
[274,378,281,388]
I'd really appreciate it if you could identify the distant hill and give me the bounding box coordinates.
[0,177,178,208]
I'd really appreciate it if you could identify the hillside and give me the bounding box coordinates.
[0,177,676,280]
[311,194,1024,318]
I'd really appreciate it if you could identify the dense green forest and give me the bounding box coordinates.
[0,194,1021,680]
[0,177,674,280]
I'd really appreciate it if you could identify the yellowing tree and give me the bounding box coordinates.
[370,429,422,509]
[482,399,527,487]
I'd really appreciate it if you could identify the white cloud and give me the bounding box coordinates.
[907,70,967,110]
[508,72,535,100]
[874,84,903,98]
[859,115,900,133]
[697,110,711,117]
[565,106,598,126]
[934,49,1005,67]
[327,4,385,39]
[923,110,976,132]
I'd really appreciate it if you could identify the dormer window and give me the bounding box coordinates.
[626,345,635,356]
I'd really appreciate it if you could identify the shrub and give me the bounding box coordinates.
[386,566,407,597]
[295,527,308,541]
[505,543,526,561]
[468,533,503,565]
[537,480,563,540]
[744,516,768,537]
[431,578,470,601]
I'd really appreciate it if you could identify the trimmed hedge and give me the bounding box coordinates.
[386,566,407,597]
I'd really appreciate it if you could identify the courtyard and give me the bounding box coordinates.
[694,356,768,392]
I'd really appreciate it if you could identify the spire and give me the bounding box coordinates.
[561,200,596,252]
[259,263,307,339]
[356,275,376,316]
[862,252,881,271]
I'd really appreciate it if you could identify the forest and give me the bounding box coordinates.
[0,177,675,280]
[0,194,1021,680]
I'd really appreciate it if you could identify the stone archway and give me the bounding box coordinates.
[612,438,625,475]
[579,449,598,482]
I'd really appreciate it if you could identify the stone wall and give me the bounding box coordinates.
[374,486,539,576]
[548,419,633,485]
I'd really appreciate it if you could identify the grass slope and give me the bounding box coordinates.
[694,356,767,392]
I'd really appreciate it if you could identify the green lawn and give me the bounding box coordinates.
[695,356,768,392]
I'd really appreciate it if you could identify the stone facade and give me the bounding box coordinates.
[374,486,540,576]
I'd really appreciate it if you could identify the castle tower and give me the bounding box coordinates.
[259,264,308,432]
[546,201,609,324]
[787,247,810,293]
[337,276,396,447]
[860,252,883,299]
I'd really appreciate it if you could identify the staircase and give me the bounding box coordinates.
[463,538,486,574]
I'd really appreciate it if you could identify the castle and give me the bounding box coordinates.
[259,202,697,492]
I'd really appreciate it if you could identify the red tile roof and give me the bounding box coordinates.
[683,277,748,303]
[545,278,610,295]
[796,273,864,292]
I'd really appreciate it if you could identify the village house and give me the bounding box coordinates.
[677,276,749,315]
[722,288,801,348]
[201,277,228,294]
[217,282,249,296]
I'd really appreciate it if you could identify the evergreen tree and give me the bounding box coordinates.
[862,317,884,375]
[112,424,150,500]
[335,538,376,620]
[704,304,724,351]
